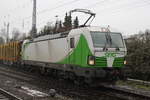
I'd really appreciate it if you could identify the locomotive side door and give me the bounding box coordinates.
[68,34,81,65]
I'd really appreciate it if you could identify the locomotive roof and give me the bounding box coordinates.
[68,26,120,36]
[24,26,121,43]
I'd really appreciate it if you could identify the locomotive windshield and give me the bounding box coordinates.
[91,32,124,48]
[91,32,107,48]
[110,33,124,48]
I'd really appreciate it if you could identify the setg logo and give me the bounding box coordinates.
[105,52,116,58]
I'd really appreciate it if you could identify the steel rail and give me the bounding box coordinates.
[100,83,150,100]
[0,64,150,100]
[0,88,22,100]
[127,78,150,86]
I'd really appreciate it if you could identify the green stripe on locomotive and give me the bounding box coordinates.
[59,34,125,68]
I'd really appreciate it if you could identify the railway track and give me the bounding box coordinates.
[0,88,22,100]
[0,64,150,100]
[99,83,150,100]
[127,78,150,86]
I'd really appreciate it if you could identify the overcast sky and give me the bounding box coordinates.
[0,0,150,37]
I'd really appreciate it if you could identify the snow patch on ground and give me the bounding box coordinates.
[21,86,49,97]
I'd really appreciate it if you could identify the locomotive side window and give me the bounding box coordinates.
[70,38,75,48]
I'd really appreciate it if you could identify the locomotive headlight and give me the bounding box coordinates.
[124,60,127,65]
[88,56,95,65]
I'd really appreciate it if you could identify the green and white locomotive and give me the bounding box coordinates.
[0,9,127,84]
[21,26,127,83]
[21,9,127,83]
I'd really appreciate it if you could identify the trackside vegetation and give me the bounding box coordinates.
[125,29,150,81]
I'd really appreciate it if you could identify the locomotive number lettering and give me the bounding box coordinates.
[105,53,116,58]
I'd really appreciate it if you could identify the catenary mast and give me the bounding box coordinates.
[31,0,37,38]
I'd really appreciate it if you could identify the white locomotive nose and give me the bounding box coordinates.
[107,57,114,67]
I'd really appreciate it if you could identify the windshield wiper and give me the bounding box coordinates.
[103,42,108,51]
[103,33,109,51]
[108,32,120,51]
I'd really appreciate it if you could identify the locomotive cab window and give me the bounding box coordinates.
[70,38,75,48]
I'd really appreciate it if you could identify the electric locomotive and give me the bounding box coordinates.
[0,9,127,84]
[21,26,127,82]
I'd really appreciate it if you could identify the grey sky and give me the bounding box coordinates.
[0,0,150,37]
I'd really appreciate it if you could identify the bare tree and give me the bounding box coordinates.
[0,28,7,42]
[0,37,4,44]
[11,28,20,41]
